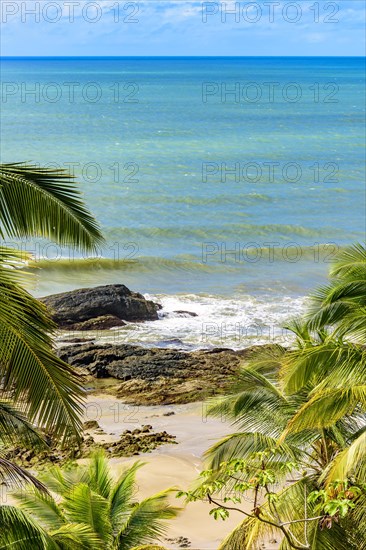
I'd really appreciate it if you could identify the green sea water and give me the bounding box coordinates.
[1,57,365,347]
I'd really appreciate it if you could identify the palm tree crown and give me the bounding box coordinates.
[1,451,179,550]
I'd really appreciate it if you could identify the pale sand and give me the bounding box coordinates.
[83,395,280,550]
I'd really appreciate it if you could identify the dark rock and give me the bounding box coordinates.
[57,341,275,404]
[103,428,176,457]
[83,420,99,430]
[72,315,126,331]
[40,284,161,330]
[58,337,95,344]
[156,338,193,351]
[166,537,191,549]
[5,425,176,468]
[141,425,152,432]
[161,310,198,318]
[173,310,198,317]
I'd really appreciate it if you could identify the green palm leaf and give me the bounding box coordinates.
[305,243,366,340]
[284,386,366,434]
[205,432,301,472]
[0,456,47,493]
[115,490,180,550]
[0,399,44,447]
[63,483,112,546]
[0,163,104,251]
[326,430,366,484]
[13,486,65,531]
[0,273,85,443]
[87,450,113,500]
[328,243,366,279]
[0,505,56,549]
[50,523,104,549]
[109,461,143,532]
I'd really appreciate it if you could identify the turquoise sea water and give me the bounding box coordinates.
[1,57,365,347]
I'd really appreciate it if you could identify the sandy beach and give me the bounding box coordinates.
[83,394,279,550]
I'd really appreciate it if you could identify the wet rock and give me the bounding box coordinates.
[58,342,282,404]
[161,310,198,318]
[71,315,126,331]
[166,537,191,548]
[83,420,100,430]
[58,337,95,344]
[40,284,161,330]
[57,342,258,404]
[5,426,176,469]
[105,427,176,457]
[173,310,198,317]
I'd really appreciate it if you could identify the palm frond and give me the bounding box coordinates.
[218,516,269,550]
[283,386,366,435]
[329,243,366,279]
[0,456,48,493]
[50,523,104,549]
[305,243,366,340]
[207,365,291,438]
[109,460,143,531]
[0,505,55,550]
[0,399,44,447]
[63,483,112,546]
[87,451,113,500]
[116,490,180,550]
[204,432,301,472]
[0,163,104,252]
[13,486,65,531]
[325,430,366,484]
[0,272,84,443]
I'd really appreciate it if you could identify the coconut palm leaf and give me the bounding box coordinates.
[218,478,310,550]
[0,505,56,549]
[0,456,47,492]
[0,164,104,442]
[39,464,82,496]
[115,490,180,550]
[50,523,104,549]
[207,360,291,437]
[325,430,366,484]
[305,243,366,340]
[63,483,112,546]
[219,475,358,550]
[0,163,104,251]
[10,452,179,549]
[0,274,85,443]
[87,450,113,500]
[205,432,301,472]
[0,399,44,447]
[284,386,366,435]
[109,461,143,531]
[218,517,268,550]
[328,243,366,279]
[281,342,343,395]
[13,486,65,531]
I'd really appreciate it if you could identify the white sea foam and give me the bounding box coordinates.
[93,293,308,350]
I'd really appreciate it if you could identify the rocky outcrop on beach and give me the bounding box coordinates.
[58,342,264,404]
[5,424,176,469]
[40,284,161,330]
[104,426,177,457]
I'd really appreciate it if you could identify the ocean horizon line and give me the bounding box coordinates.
[1,55,365,60]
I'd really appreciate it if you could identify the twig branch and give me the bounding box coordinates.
[207,494,312,550]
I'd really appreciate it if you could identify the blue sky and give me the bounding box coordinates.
[1,1,365,56]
